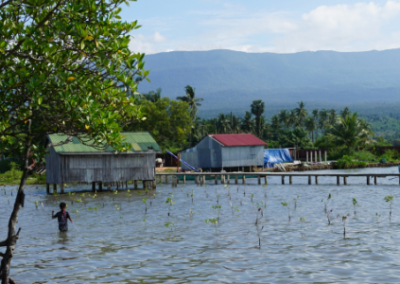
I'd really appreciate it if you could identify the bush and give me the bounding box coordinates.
[380,158,387,164]
[351,150,376,162]
[335,155,367,169]
[0,162,23,182]
[0,159,24,174]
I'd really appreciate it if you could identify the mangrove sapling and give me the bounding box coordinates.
[293,195,299,210]
[251,193,254,202]
[165,222,175,231]
[205,217,219,234]
[216,194,220,204]
[256,225,264,249]
[142,197,148,213]
[212,205,222,218]
[281,201,290,221]
[255,207,263,225]
[166,193,175,216]
[34,201,39,209]
[327,209,333,225]
[352,198,358,215]
[342,216,347,237]
[323,193,332,213]
[384,194,394,220]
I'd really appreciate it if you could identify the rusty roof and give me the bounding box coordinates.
[210,134,267,147]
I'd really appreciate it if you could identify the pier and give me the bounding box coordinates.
[156,172,400,186]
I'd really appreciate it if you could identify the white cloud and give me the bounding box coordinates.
[129,1,400,54]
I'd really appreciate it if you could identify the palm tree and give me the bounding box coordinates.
[318,109,329,134]
[329,109,337,125]
[312,109,319,139]
[142,88,162,102]
[250,100,265,138]
[340,107,351,118]
[289,109,298,127]
[241,111,254,133]
[295,101,308,126]
[217,113,231,134]
[278,110,290,129]
[305,116,317,143]
[231,114,242,134]
[328,113,373,150]
[177,85,203,119]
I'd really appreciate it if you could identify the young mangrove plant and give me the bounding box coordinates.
[327,209,333,225]
[293,195,299,210]
[34,201,39,209]
[212,204,222,218]
[166,193,175,216]
[205,217,219,234]
[251,193,254,202]
[384,194,394,220]
[256,225,264,249]
[115,204,121,211]
[281,201,290,221]
[342,216,347,237]
[323,193,332,213]
[165,222,174,231]
[216,194,220,204]
[142,197,148,213]
[255,207,263,225]
[352,198,358,215]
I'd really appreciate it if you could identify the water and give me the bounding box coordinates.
[1,167,400,283]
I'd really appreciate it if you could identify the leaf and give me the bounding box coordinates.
[38,97,43,105]
[115,15,121,19]
[67,77,75,81]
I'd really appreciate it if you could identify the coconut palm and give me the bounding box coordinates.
[328,113,374,150]
[250,100,265,138]
[295,101,308,126]
[289,109,298,127]
[329,109,337,125]
[241,111,254,133]
[142,88,162,102]
[305,116,317,143]
[177,85,203,119]
[318,109,329,134]
[340,107,351,119]
[230,114,242,134]
[217,113,231,134]
[278,110,290,129]
[312,109,319,138]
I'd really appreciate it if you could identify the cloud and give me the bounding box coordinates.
[129,1,400,54]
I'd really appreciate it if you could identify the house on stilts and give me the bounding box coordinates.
[45,132,161,194]
[181,134,267,172]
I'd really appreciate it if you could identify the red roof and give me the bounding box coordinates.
[211,134,267,147]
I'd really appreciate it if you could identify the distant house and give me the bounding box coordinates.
[45,132,161,193]
[181,134,267,171]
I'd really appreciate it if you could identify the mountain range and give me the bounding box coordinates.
[138,49,400,118]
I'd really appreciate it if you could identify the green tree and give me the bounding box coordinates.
[142,88,162,102]
[129,98,191,150]
[328,113,374,150]
[241,111,254,133]
[305,116,317,143]
[177,85,203,119]
[251,100,265,138]
[312,109,319,139]
[295,101,308,126]
[279,110,290,129]
[0,1,146,281]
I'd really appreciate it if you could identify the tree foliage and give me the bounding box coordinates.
[0,0,146,282]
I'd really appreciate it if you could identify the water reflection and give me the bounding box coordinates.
[1,167,400,283]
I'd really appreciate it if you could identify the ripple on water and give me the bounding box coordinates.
[2,167,400,282]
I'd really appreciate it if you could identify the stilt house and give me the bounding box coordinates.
[181,134,267,171]
[45,132,161,192]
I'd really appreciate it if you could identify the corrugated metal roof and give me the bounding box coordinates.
[210,134,267,147]
[48,132,161,153]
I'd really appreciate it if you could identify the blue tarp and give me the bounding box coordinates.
[167,151,199,172]
[264,149,293,168]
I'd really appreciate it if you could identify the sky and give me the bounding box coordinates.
[120,0,400,54]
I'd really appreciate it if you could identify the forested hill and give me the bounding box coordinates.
[138,49,400,117]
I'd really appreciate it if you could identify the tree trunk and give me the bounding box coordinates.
[0,142,30,284]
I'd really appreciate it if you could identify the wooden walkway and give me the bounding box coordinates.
[156,172,400,186]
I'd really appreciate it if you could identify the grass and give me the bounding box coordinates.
[0,162,46,186]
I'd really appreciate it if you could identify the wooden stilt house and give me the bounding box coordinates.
[45,132,161,193]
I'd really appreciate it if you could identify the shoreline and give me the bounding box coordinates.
[269,162,400,172]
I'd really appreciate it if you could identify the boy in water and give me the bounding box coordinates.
[52,202,73,232]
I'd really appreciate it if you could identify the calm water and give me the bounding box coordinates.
[2,167,400,283]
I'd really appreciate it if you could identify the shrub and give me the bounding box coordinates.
[380,158,387,164]
[335,155,367,169]
[351,150,376,162]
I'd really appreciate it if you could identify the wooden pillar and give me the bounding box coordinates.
[374,176,377,185]
[99,182,103,192]
[153,179,157,189]
[319,150,322,163]
[337,176,340,185]
[60,183,65,194]
[258,176,261,185]
[235,175,238,184]
[242,175,246,184]
[46,183,50,194]
[344,176,347,185]
[308,176,311,185]
[325,151,327,162]
[227,175,230,184]
[315,176,319,185]
[289,176,293,185]
[183,175,186,184]
[282,176,285,185]
[92,182,96,193]
[215,175,218,184]
[306,152,309,163]
[53,184,57,193]
[143,180,146,189]
[264,176,268,185]
[367,176,370,185]
[134,180,138,189]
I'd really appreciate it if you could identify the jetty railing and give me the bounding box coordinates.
[156,172,400,186]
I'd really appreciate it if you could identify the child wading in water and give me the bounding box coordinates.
[52,202,73,232]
